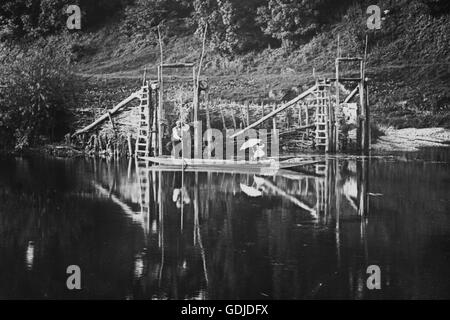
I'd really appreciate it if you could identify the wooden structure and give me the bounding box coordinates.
[230,41,370,153]
[156,62,198,156]
[133,62,198,159]
[71,38,369,157]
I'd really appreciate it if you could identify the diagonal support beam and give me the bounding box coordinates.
[72,90,141,137]
[230,85,317,138]
[344,86,359,103]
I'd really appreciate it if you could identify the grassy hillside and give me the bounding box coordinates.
[62,0,449,131]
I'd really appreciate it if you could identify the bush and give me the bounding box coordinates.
[0,44,82,150]
[0,0,132,40]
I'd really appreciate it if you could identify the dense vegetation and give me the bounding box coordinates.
[0,41,81,150]
[0,0,449,150]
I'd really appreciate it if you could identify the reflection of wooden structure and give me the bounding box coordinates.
[103,155,371,298]
[82,152,373,299]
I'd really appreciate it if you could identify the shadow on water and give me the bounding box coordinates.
[0,148,449,299]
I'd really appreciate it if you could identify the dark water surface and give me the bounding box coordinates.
[0,148,449,299]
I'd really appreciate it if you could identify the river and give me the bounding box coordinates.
[0,148,449,299]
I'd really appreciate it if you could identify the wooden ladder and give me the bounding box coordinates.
[313,83,330,150]
[135,82,150,158]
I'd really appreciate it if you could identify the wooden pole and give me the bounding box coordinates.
[298,103,302,126]
[158,65,163,156]
[359,61,366,152]
[152,89,158,156]
[246,101,250,127]
[205,95,211,130]
[219,103,227,130]
[194,25,208,127]
[193,66,197,124]
[335,50,340,152]
[272,104,276,133]
[231,106,237,130]
[157,25,164,156]
[148,84,153,155]
[239,103,246,127]
[142,67,147,86]
[363,34,370,153]
[366,84,370,151]
[127,134,133,157]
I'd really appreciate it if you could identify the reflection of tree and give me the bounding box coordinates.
[0,157,147,299]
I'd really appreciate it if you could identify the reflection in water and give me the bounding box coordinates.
[0,150,449,299]
[26,241,34,271]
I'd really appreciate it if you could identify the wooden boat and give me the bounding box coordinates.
[139,155,324,172]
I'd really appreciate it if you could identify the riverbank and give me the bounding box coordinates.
[10,126,446,158]
[372,127,450,151]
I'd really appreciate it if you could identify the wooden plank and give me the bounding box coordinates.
[344,86,359,103]
[336,57,363,61]
[329,77,362,82]
[162,63,195,68]
[230,85,317,138]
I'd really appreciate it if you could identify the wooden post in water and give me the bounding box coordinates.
[366,84,370,151]
[193,65,198,125]
[158,66,164,156]
[152,88,158,156]
[157,26,164,156]
[359,59,367,153]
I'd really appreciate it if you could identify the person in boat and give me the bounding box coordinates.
[203,135,217,159]
[252,142,266,161]
[166,120,189,156]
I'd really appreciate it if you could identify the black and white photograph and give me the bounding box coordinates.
[0,0,449,306]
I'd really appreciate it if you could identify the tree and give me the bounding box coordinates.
[193,0,266,55]
[256,0,325,49]
[0,0,131,40]
[0,44,81,149]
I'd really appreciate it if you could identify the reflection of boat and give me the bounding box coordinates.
[141,155,324,171]
[240,183,263,197]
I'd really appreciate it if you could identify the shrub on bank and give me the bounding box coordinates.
[0,43,82,151]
